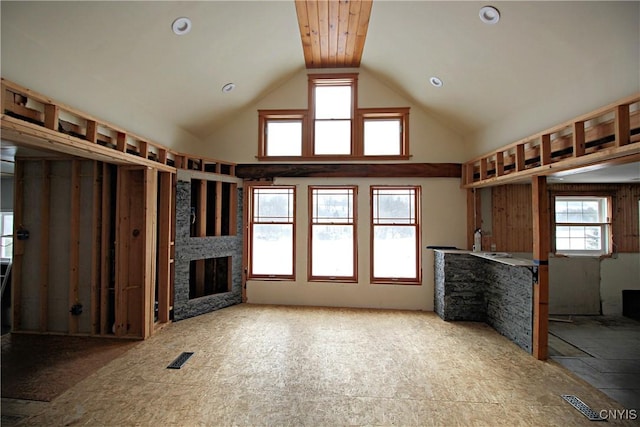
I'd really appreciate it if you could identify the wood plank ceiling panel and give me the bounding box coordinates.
[295,0,372,68]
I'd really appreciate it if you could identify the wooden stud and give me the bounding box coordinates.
[532,175,550,361]
[516,144,525,172]
[69,160,81,334]
[142,168,158,338]
[479,158,488,180]
[39,161,50,332]
[215,163,223,236]
[90,161,100,334]
[157,172,172,324]
[495,152,504,177]
[100,163,111,335]
[572,121,585,157]
[114,168,130,337]
[0,83,7,113]
[139,140,148,160]
[116,132,127,152]
[615,104,630,147]
[85,120,98,143]
[540,134,551,166]
[12,161,24,331]
[44,104,59,131]
[158,148,167,164]
[466,189,476,250]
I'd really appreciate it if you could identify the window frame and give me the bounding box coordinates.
[551,193,613,257]
[370,185,422,285]
[308,185,358,283]
[257,73,411,161]
[246,184,296,280]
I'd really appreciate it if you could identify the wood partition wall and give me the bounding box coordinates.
[2,78,237,339]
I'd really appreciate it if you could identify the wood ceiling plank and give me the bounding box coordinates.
[336,0,351,66]
[353,0,372,66]
[344,0,362,67]
[318,0,330,67]
[306,1,322,68]
[294,1,313,67]
[328,0,340,67]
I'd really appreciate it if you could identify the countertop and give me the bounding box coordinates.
[431,249,536,267]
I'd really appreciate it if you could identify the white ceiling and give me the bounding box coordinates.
[0,1,638,183]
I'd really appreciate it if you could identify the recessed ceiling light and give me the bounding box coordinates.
[429,76,443,88]
[172,17,192,35]
[479,6,500,24]
[221,83,236,93]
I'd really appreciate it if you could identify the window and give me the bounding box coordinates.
[554,196,611,256]
[0,212,13,259]
[258,73,410,160]
[248,186,295,279]
[371,186,421,284]
[309,186,357,281]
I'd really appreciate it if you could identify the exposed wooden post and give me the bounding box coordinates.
[69,160,81,334]
[516,144,525,172]
[532,175,550,360]
[86,120,98,143]
[195,179,207,297]
[540,134,551,166]
[572,121,585,157]
[44,104,59,131]
[466,189,478,250]
[158,148,168,164]
[215,164,223,236]
[495,152,504,177]
[141,167,158,338]
[139,140,148,160]
[615,104,630,147]
[39,161,50,332]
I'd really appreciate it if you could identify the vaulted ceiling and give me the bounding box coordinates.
[1,1,638,149]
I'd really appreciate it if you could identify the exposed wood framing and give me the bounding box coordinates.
[91,161,100,334]
[157,172,173,325]
[44,104,59,131]
[99,163,111,335]
[532,176,550,361]
[463,94,640,188]
[235,163,461,179]
[69,160,81,334]
[39,161,50,332]
[12,161,24,330]
[142,168,158,338]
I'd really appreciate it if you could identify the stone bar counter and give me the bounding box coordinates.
[433,249,536,353]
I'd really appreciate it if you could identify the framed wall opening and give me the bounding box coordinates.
[189,256,231,299]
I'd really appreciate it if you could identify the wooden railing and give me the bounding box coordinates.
[1,78,236,176]
[462,94,640,188]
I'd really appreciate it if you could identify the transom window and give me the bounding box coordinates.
[309,186,357,281]
[371,186,421,284]
[258,73,410,160]
[247,186,296,279]
[553,196,611,256]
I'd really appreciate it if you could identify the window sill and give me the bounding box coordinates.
[256,155,412,162]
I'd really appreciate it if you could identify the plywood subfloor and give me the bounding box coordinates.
[3,304,636,426]
[1,334,138,402]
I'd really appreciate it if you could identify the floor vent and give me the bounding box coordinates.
[561,395,606,421]
[167,352,194,369]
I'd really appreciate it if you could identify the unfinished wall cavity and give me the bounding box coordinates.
[173,170,243,320]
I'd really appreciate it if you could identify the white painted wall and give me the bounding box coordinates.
[203,67,467,163]
[247,177,467,311]
[601,254,640,315]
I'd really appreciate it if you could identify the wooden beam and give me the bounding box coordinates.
[480,158,488,180]
[215,164,223,236]
[615,104,630,147]
[495,152,504,177]
[39,161,50,332]
[235,163,462,179]
[142,168,158,338]
[532,175,550,361]
[69,160,81,334]
[573,121,585,157]
[116,132,127,152]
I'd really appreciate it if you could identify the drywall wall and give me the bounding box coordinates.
[601,254,640,315]
[202,67,467,163]
[246,177,466,311]
[1,177,13,211]
[548,256,601,315]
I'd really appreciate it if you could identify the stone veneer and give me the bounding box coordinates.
[173,180,243,321]
[434,251,534,353]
